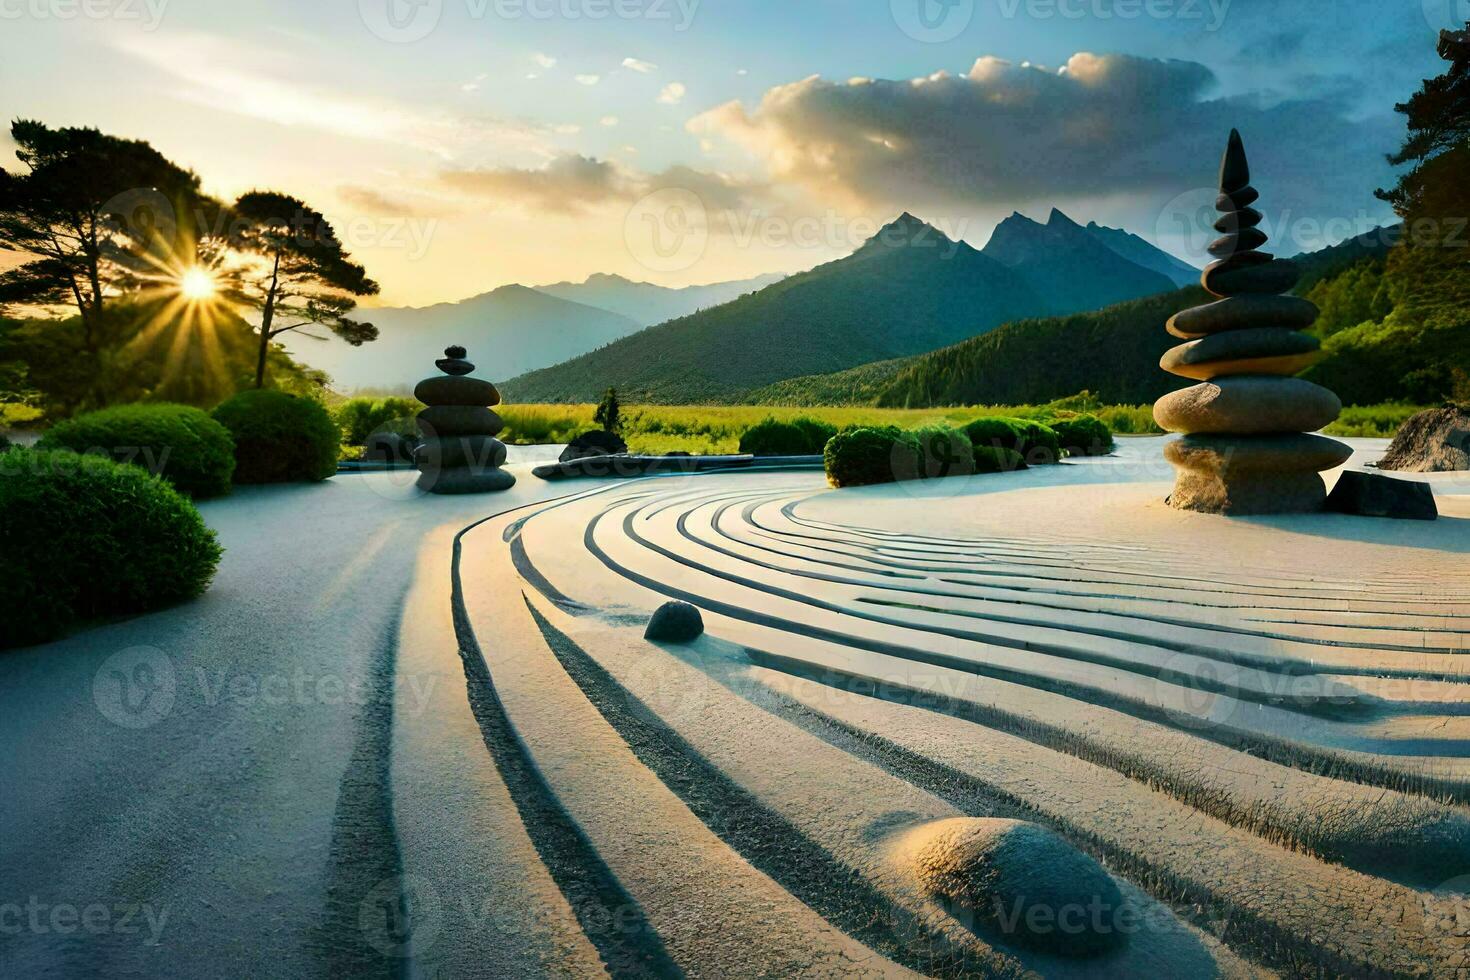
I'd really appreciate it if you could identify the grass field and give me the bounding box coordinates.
[497,400,1162,454]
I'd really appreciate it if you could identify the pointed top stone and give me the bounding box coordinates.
[1219,129,1251,195]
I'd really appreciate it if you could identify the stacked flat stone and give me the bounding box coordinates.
[414,345,515,494]
[1154,130,1351,514]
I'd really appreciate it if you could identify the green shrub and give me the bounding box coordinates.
[1324,403,1426,438]
[37,403,235,498]
[824,426,920,487]
[212,390,340,483]
[1012,419,1061,464]
[963,416,1060,463]
[963,416,1025,452]
[911,425,975,478]
[1047,413,1115,456]
[739,416,839,456]
[334,396,420,445]
[0,448,222,647]
[973,445,1027,473]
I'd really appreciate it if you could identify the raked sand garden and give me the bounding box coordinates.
[4,437,1469,978]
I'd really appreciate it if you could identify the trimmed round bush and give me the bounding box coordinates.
[212,390,340,483]
[1049,413,1115,457]
[973,445,1027,473]
[963,416,1060,465]
[739,416,839,456]
[912,425,975,478]
[825,426,920,487]
[1013,419,1061,465]
[0,448,222,647]
[38,403,235,498]
[963,416,1025,452]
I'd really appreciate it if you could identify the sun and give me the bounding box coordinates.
[178,266,218,301]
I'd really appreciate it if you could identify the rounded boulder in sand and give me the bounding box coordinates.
[897,817,1126,957]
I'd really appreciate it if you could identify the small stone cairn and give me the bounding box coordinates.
[413,345,515,494]
[1154,130,1351,514]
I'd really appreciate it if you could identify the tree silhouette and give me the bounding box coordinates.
[1376,28,1469,220]
[594,387,622,433]
[225,191,379,388]
[0,119,205,354]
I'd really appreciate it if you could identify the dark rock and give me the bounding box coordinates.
[904,818,1125,957]
[1214,207,1262,233]
[414,375,502,407]
[418,405,504,438]
[416,466,515,494]
[1377,406,1470,472]
[362,430,418,463]
[1219,129,1251,193]
[1326,471,1437,520]
[1166,432,1354,473]
[414,435,507,470]
[559,429,628,462]
[1216,186,1259,210]
[1207,227,1268,257]
[435,345,475,375]
[1169,327,1320,363]
[1202,257,1300,297]
[1160,328,1321,380]
[644,601,704,643]
[1167,294,1319,338]
[1154,376,1341,434]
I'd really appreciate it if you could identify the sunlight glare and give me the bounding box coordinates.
[179,266,218,301]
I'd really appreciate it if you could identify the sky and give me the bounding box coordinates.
[0,0,1462,306]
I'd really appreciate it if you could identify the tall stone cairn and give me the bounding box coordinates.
[1155,130,1351,514]
[413,346,515,494]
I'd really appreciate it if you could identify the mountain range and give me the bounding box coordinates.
[752,225,1400,409]
[534,271,786,328]
[503,210,1192,403]
[283,272,780,391]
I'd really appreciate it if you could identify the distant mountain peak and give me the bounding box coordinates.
[864,211,953,250]
[1047,207,1081,229]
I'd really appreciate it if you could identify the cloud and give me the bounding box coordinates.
[533,52,557,69]
[658,82,687,105]
[575,74,601,86]
[600,116,620,127]
[622,57,658,73]
[439,154,761,215]
[690,52,1398,221]
[337,184,453,218]
[111,32,548,161]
